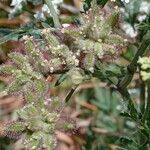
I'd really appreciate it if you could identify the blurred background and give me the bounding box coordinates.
[0,0,150,149]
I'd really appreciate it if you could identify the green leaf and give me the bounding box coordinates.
[122,45,137,61]
[120,112,131,118]
[55,73,69,86]
[41,22,51,28]
[93,88,111,111]
[0,32,19,45]
[105,64,123,76]
[97,0,109,7]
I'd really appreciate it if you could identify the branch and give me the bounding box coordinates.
[114,32,150,118]
[44,0,61,29]
[118,31,150,89]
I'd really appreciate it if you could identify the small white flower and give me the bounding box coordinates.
[62,24,70,28]
[121,23,137,38]
[75,59,79,66]
[50,67,54,73]
[89,67,94,73]
[124,0,130,3]
[140,1,150,14]
[137,14,147,22]
[121,0,130,3]
[31,146,36,150]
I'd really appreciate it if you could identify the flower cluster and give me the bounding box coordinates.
[62,10,125,72]
[138,57,150,82]
[0,6,125,149]
[0,52,76,149]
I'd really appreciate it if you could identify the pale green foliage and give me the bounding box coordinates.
[3,77,75,149]
[0,44,76,149]
[138,57,150,82]
[62,10,125,72]
[0,5,125,149]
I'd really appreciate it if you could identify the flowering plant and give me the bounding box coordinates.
[0,0,150,149]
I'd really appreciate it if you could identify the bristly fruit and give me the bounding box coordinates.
[0,2,126,149]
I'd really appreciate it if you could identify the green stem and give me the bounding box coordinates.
[140,81,145,114]
[118,31,150,89]
[143,85,150,122]
[115,32,150,134]
[45,0,61,29]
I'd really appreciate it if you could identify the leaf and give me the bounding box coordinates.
[120,112,131,118]
[97,0,109,7]
[92,88,111,112]
[119,137,133,145]
[41,22,51,28]
[128,99,138,120]
[105,64,122,76]
[0,28,13,37]
[55,73,69,86]
[0,32,19,45]
[122,45,137,61]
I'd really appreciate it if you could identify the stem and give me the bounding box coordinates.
[140,81,145,114]
[118,31,150,89]
[143,85,150,122]
[44,0,61,29]
[65,85,78,102]
[139,82,147,150]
